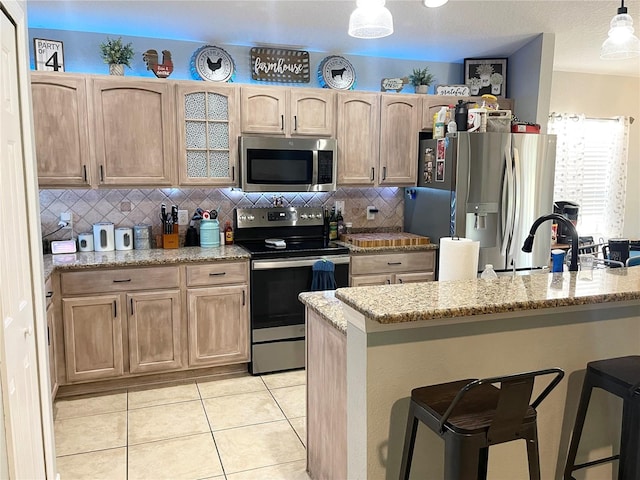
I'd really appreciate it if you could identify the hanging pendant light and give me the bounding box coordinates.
[601,0,640,59]
[348,0,393,39]
[423,0,449,7]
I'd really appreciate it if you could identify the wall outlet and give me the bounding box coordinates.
[366,206,378,221]
[60,212,72,229]
[177,209,189,226]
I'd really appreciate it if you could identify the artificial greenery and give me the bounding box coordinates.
[99,37,134,67]
[408,67,435,87]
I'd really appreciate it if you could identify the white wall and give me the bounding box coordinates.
[549,71,640,238]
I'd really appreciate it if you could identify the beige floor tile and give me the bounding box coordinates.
[53,391,127,420]
[56,447,126,480]
[128,382,199,409]
[289,417,306,447]
[128,400,210,445]
[226,460,310,480]
[270,385,306,419]
[197,374,267,399]
[128,433,223,480]
[214,420,305,474]
[54,412,126,456]
[203,391,284,430]
[261,369,306,390]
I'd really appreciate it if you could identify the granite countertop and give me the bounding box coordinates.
[299,290,347,334]
[42,245,250,280]
[334,267,640,324]
[336,240,438,255]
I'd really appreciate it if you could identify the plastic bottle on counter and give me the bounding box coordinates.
[433,106,447,139]
[480,264,498,280]
[446,104,457,134]
[224,221,234,245]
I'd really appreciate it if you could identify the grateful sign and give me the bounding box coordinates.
[250,47,310,83]
[436,85,471,96]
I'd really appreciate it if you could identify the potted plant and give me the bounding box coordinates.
[408,67,435,94]
[99,37,134,76]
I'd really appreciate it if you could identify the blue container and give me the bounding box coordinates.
[200,219,220,248]
[551,248,566,273]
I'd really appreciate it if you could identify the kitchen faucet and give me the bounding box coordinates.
[522,213,579,272]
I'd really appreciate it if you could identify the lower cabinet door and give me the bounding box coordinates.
[350,274,393,287]
[127,290,182,374]
[46,303,57,394]
[395,272,435,284]
[62,295,124,382]
[187,285,249,367]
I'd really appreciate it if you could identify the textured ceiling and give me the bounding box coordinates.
[26,0,640,77]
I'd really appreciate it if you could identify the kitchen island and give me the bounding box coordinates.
[300,267,640,480]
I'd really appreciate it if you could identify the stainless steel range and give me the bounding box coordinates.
[234,206,350,375]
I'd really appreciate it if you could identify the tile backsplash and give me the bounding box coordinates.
[39,187,405,244]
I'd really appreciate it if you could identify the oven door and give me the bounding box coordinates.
[249,255,349,374]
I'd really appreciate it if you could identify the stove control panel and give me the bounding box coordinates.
[236,207,324,229]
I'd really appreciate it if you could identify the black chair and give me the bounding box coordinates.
[564,356,640,480]
[399,368,565,480]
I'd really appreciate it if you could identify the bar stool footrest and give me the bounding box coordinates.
[570,453,620,472]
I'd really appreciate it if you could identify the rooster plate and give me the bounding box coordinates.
[191,45,235,82]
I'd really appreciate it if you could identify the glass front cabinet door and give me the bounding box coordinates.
[176,83,240,186]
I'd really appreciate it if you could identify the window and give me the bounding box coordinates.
[548,114,630,241]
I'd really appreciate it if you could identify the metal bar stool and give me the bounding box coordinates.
[564,356,640,480]
[399,368,564,480]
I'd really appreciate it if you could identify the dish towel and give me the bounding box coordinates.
[311,259,337,291]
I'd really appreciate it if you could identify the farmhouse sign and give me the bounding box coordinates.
[250,47,310,83]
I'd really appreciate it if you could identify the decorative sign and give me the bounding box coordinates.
[436,84,470,96]
[381,77,408,92]
[318,56,356,90]
[250,48,310,83]
[142,49,174,78]
[34,38,64,72]
[463,58,508,96]
[191,45,235,82]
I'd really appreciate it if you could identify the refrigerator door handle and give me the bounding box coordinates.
[508,147,522,260]
[501,145,515,256]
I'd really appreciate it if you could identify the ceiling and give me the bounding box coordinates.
[26,0,640,77]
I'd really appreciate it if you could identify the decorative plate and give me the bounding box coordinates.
[190,45,235,82]
[318,56,356,90]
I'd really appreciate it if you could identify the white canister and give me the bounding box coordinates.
[93,222,115,251]
[467,108,487,133]
[115,227,133,251]
[77,232,94,252]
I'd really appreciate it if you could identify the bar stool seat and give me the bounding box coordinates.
[399,368,564,480]
[564,355,640,480]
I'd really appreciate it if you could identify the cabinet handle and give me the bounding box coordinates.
[46,291,53,298]
[231,166,235,182]
[242,289,246,306]
[83,165,87,182]
[130,298,134,315]
[294,115,298,131]
[99,165,104,182]
[47,326,51,346]
[209,272,226,276]
[113,279,132,283]
[382,166,387,180]
[398,278,403,284]
[113,300,117,318]
[370,167,375,181]
[386,279,391,284]
[387,262,402,266]
[281,114,285,131]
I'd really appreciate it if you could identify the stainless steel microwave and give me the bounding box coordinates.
[239,136,337,192]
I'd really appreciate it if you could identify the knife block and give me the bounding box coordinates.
[162,233,179,249]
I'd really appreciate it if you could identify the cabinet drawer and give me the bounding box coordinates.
[61,266,179,295]
[186,261,248,287]
[350,251,435,275]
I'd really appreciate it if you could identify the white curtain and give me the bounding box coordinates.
[548,113,629,240]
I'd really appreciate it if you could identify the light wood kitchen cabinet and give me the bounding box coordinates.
[44,280,57,396]
[186,261,250,367]
[241,86,335,137]
[350,250,436,286]
[176,82,240,186]
[421,95,515,131]
[31,72,91,187]
[379,94,420,186]
[90,77,175,186]
[62,294,124,382]
[127,290,182,374]
[336,92,380,186]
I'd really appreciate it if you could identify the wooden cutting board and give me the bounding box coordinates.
[339,232,430,247]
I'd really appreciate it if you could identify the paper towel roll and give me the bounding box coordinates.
[438,237,480,281]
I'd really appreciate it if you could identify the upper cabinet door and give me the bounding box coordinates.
[176,82,240,186]
[31,73,91,187]
[379,95,420,186]
[241,86,287,135]
[336,92,380,186]
[289,89,335,137]
[91,77,175,186]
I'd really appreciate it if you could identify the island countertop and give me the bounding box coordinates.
[318,267,640,325]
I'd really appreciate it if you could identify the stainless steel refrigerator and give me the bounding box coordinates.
[404,132,557,273]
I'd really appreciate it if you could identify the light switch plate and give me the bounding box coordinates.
[178,209,189,226]
[334,200,345,214]
[366,205,377,220]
